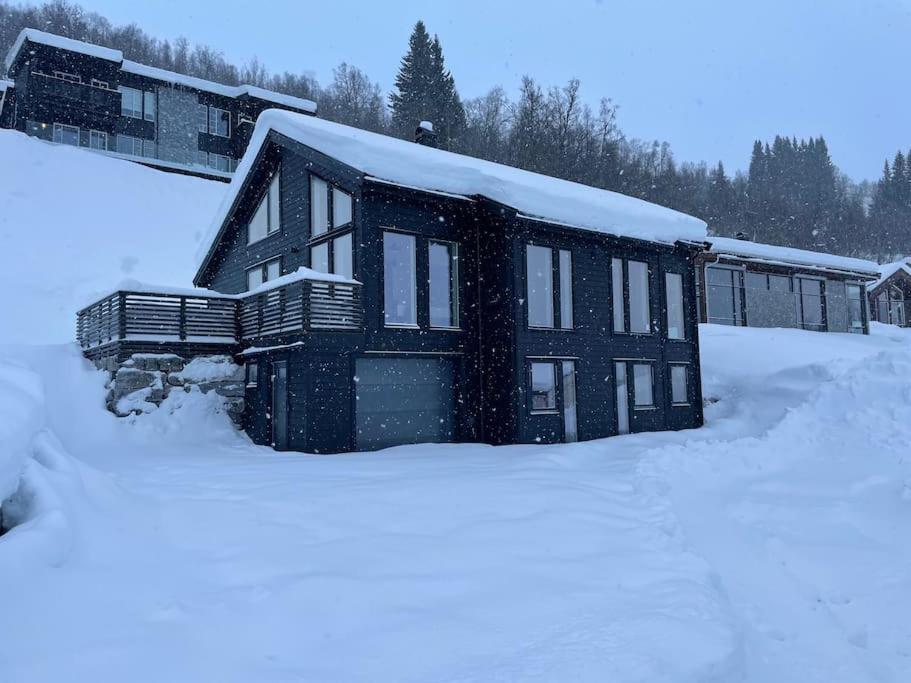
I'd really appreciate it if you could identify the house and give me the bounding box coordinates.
[696,235,878,334]
[1,29,317,180]
[867,258,911,327]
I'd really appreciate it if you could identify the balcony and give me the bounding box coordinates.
[30,71,121,117]
[77,276,364,358]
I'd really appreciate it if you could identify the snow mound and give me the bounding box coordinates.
[0,130,226,344]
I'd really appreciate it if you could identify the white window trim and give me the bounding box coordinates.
[382,230,418,328]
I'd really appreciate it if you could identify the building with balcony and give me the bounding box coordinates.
[696,235,879,333]
[80,111,709,453]
[1,29,317,180]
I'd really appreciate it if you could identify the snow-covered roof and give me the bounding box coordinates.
[707,235,879,277]
[868,258,911,291]
[5,29,316,113]
[196,110,707,274]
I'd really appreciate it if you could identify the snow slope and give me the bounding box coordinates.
[0,130,226,344]
[2,324,910,682]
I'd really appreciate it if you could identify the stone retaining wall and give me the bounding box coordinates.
[105,353,245,425]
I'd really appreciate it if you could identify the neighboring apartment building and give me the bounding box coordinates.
[867,258,911,327]
[1,29,317,180]
[696,235,879,334]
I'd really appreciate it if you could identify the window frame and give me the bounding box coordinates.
[52,122,79,146]
[632,362,656,410]
[247,168,281,245]
[245,256,282,292]
[88,129,108,151]
[613,359,658,430]
[208,106,231,138]
[382,230,418,328]
[307,173,355,280]
[846,282,866,333]
[664,271,686,340]
[704,264,746,326]
[669,362,690,406]
[612,257,654,335]
[245,362,259,388]
[118,86,143,119]
[90,78,109,89]
[53,70,81,83]
[528,360,559,415]
[525,243,573,331]
[795,275,826,331]
[428,239,461,330]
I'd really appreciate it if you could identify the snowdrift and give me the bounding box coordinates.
[0,130,226,344]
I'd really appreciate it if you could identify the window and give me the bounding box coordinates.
[197,104,208,133]
[526,245,553,328]
[208,106,231,137]
[562,360,578,442]
[747,271,791,292]
[88,130,107,151]
[53,71,80,83]
[530,362,557,412]
[525,245,572,329]
[311,242,329,273]
[847,283,865,333]
[248,170,281,244]
[246,257,281,291]
[612,258,652,334]
[383,232,417,326]
[332,187,353,228]
[310,176,329,237]
[665,272,685,339]
[143,91,156,122]
[429,240,459,328]
[52,123,79,146]
[632,363,654,408]
[670,364,689,405]
[142,139,156,159]
[559,249,573,329]
[705,266,745,326]
[207,153,233,173]
[615,362,630,435]
[119,86,143,118]
[796,277,825,331]
[245,363,259,387]
[878,284,906,326]
[91,78,108,89]
[116,134,143,156]
[333,233,354,280]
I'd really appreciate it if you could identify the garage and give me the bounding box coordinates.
[355,356,456,451]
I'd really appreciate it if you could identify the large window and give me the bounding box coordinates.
[612,258,652,334]
[665,272,685,339]
[529,362,558,412]
[88,130,107,151]
[876,284,905,327]
[116,134,144,157]
[705,266,745,326]
[208,106,231,137]
[119,86,143,118]
[670,364,689,405]
[847,283,865,333]
[614,359,657,434]
[526,245,572,329]
[247,170,281,245]
[632,363,655,408]
[383,232,417,326]
[796,277,825,331]
[52,123,79,146]
[429,240,459,328]
[246,257,281,291]
[143,91,156,122]
[308,175,354,278]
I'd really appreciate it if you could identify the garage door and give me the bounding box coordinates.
[355,357,455,451]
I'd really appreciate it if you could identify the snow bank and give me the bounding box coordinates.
[198,110,706,271]
[0,130,226,343]
[0,359,44,501]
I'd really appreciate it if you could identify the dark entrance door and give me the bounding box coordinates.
[355,357,455,451]
[271,360,289,450]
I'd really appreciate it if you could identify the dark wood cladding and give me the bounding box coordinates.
[240,281,363,340]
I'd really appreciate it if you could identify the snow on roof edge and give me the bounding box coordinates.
[708,235,879,276]
[869,259,911,291]
[4,29,316,113]
[195,110,707,277]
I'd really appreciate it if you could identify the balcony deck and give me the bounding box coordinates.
[77,278,364,363]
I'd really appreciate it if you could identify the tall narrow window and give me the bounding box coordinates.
[247,171,281,244]
[429,240,459,328]
[665,272,685,339]
[846,283,864,333]
[706,266,745,326]
[310,242,329,273]
[633,363,654,408]
[143,91,156,122]
[530,362,557,412]
[197,104,208,133]
[796,277,824,331]
[611,258,625,333]
[332,187,353,227]
[670,364,688,405]
[559,249,573,330]
[208,107,230,137]
[562,360,578,442]
[333,232,353,280]
[384,232,417,326]
[615,361,630,435]
[628,260,650,333]
[310,176,329,237]
[526,245,554,328]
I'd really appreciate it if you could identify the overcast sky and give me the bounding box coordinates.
[80,0,911,181]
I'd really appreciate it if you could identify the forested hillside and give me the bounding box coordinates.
[2,0,909,260]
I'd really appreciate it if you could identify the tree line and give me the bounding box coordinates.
[2,1,909,261]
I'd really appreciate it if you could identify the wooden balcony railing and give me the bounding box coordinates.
[76,280,364,350]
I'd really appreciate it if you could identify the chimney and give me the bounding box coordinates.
[415,121,437,148]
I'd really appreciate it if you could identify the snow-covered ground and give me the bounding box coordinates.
[2,323,910,682]
[0,130,225,344]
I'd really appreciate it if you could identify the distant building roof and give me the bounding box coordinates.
[4,28,317,114]
[869,258,911,291]
[707,235,879,277]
